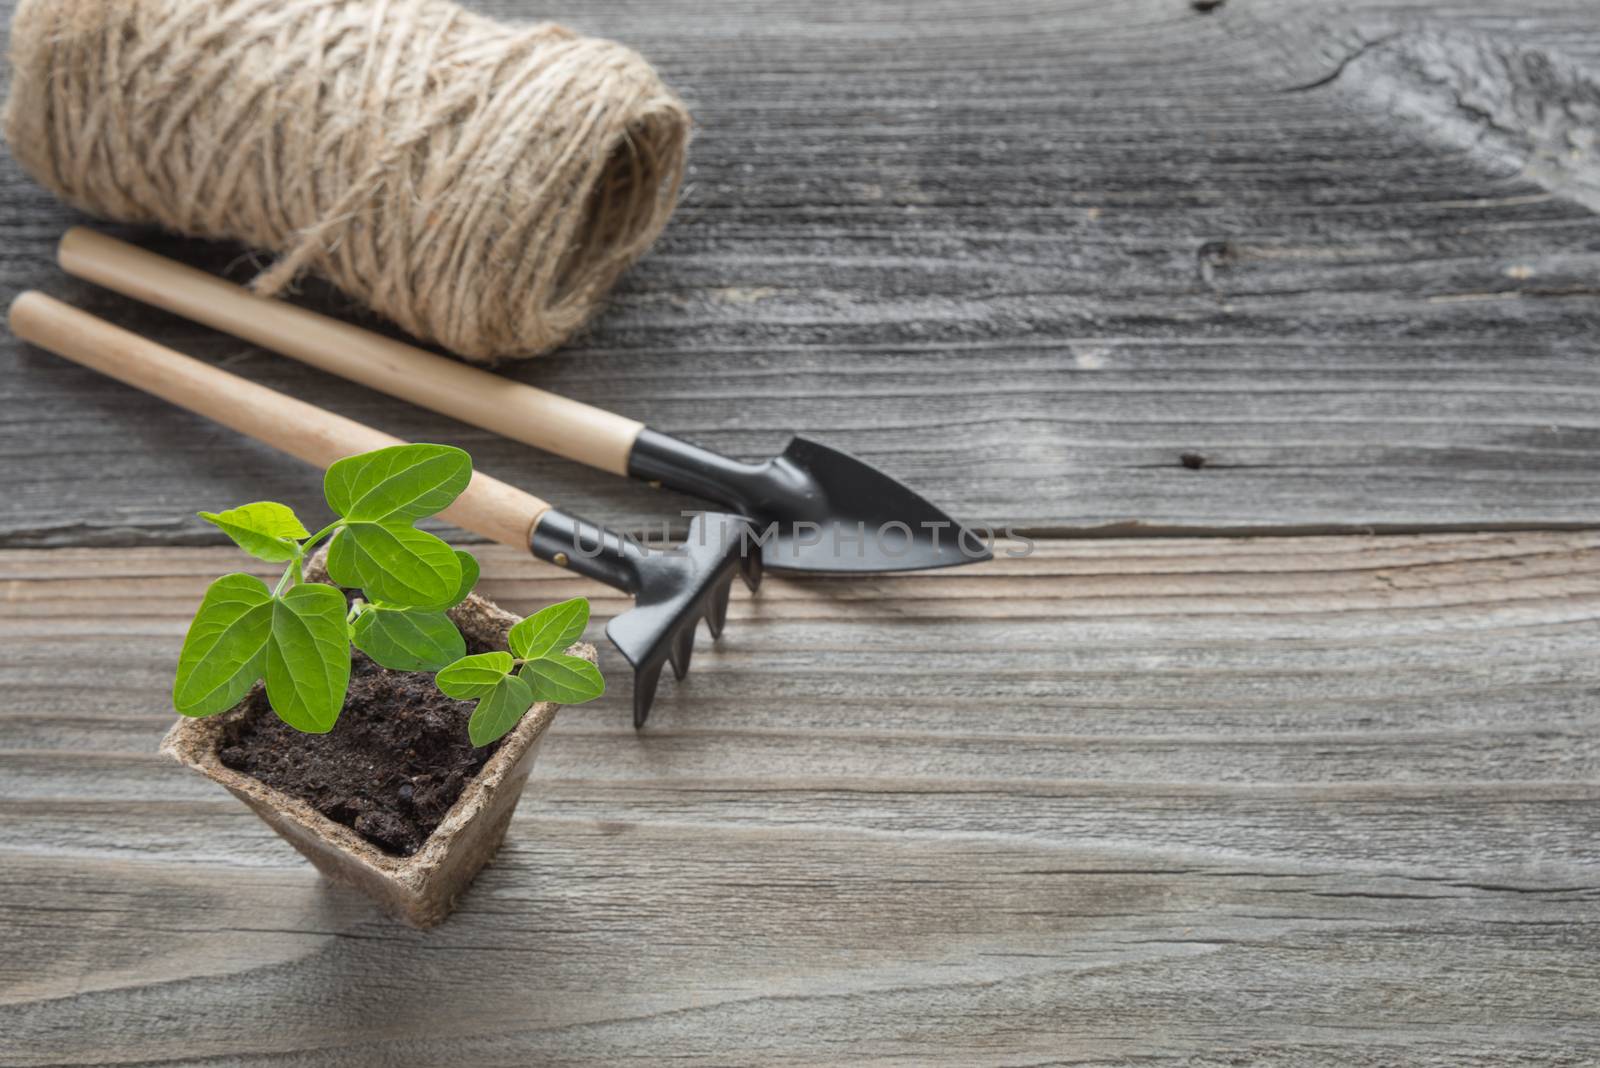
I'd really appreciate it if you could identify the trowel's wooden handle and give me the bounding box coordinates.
[8,292,551,549]
[58,228,646,476]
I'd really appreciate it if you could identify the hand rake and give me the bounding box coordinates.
[10,291,749,727]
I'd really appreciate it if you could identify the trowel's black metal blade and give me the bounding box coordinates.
[756,437,992,573]
[628,430,993,575]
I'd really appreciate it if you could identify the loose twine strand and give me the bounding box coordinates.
[4,0,690,360]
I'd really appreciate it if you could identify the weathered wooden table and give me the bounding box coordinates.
[3,0,1598,1063]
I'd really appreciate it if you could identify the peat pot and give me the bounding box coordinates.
[162,577,588,928]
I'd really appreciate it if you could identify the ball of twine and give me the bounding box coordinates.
[4,0,690,361]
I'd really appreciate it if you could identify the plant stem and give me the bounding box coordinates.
[271,522,341,598]
[300,521,343,554]
[271,558,297,598]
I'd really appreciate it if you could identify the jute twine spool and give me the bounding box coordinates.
[4,0,689,361]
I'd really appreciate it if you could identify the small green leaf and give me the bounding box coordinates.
[352,606,466,672]
[508,597,589,660]
[263,583,351,733]
[326,522,461,607]
[520,653,605,705]
[435,651,515,699]
[199,502,309,563]
[448,550,479,607]
[324,444,471,524]
[468,672,536,747]
[173,573,273,716]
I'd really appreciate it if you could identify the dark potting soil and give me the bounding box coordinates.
[218,645,503,857]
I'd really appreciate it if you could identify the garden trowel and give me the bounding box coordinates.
[57,228,993,578]
[9,291,747,727]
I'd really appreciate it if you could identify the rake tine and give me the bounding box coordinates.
[739,547,764,592]
[667,619,697,681]
[633,659,666,729]
[705,571,734,639]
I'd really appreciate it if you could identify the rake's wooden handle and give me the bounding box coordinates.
[8,291,551,549]
[58,228,646,476]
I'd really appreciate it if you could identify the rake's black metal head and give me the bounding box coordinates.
[532,509,749,728]
[605,512,749,727]
[629,431,992,575]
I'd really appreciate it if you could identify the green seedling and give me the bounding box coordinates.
[437,597,605,746]
[173,443,604,744]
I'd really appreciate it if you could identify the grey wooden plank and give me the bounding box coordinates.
[2,841,1597,1066]
[2,0,1600,546]
[1,533,1598,1064]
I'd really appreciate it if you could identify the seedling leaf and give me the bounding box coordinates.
[448,550,479,607]
[468,672,535,747]
[436,651,515,699]
[173,573,273,716]
[199,501,309,563]
[520,653,605,705]
[508,597,588,660]
[263,583,351,733]
[324,443,470,524]
[327,522,461,607]
[352,606,466,672]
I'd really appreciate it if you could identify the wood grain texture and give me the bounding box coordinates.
[2,0,1600,545]
[3,533,1599,1064]
[3,0,1599,1062]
